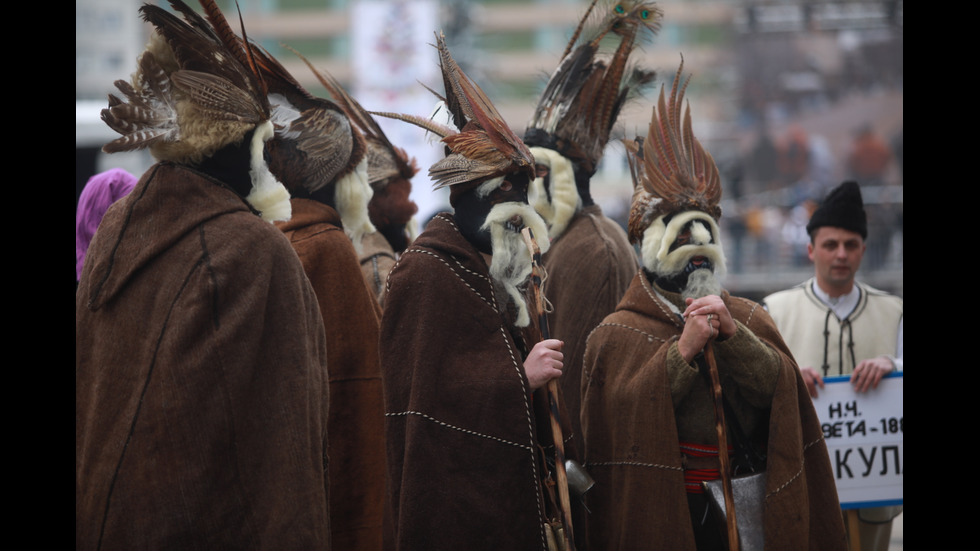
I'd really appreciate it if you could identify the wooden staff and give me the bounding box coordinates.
[703,342,739,551]
[521,226,575,551]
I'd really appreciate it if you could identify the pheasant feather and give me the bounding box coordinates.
[626,56,722,245]
[374,33,534,191]
[287,45,420,186]
[525,0,662,176]
[100,0,271,164]
[245,43,364,195]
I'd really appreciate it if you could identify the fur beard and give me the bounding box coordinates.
[681,269,722,301]
[528,147,580,239]
[481,201,551,327]
[335,157,376,253]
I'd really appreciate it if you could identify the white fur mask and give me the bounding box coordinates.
[527,147,580,239]
[480,201,551,327]
[640,210,727,278]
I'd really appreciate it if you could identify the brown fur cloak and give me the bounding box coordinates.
[541,204,638,447]
[76,162,331,550]
[581,273,846,550]
[380,213,581,551]
[276,198,387,551]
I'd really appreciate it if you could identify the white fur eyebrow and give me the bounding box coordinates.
[475,176,505,198]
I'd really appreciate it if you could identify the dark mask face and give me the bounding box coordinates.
[648,268,685,293]
[454,172,531,254]
[491,171,531,204]
[196,130,256,198]
[573,162,594,207]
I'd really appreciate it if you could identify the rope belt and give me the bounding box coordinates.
[680,441,733,494]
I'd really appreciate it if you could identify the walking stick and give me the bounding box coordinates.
[522,226,576,551]
[703,342,739,551]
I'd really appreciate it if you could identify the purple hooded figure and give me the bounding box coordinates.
[76,168,137,281]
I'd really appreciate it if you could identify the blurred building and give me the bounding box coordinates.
[76,0,902,298]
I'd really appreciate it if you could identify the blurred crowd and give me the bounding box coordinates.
[720,122,903,276]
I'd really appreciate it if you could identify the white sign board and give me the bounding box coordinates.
[811,372,903,509]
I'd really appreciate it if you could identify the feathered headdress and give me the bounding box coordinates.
[290,46,419,189]
[248,44,367,197]
[524,0,661,177]
[102,0,268,164]
[372,33,536,204]
[288,47,420,234]
[99,0,290,222]
[180,6,376,244]
[625,57,722,244]
[248,43,378,246]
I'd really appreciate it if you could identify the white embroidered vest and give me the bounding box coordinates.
[764,279,902,376]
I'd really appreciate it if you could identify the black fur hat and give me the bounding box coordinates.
[806,180,867,239]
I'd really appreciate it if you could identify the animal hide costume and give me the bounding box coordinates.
[276,198,387,551]
[78,3,332,547]
[580,273,846,550]
[380,214,580,551]
[540,204,637,443]
[522,0,657,444]
[579,56,846,550]
[76,163,331,550]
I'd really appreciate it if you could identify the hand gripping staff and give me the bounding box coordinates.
[521,226,575,551]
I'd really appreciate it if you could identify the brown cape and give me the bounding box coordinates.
[76,163,331,550]
[380,213,582,551]
[541,204,637,448]
[276,198,387,551]
[581,273,846,550]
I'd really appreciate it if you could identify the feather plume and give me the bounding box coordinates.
[100,0,296,222]
[285,45,420,187]
[174,21,378,241]
[162,0,365,196]
[373,33,535,191]
[525,0,661,175]
[285,49,420,234]
[100,0,270,164]
[625,56,722,242]
[369,110,458,142]
[247,43,364,195]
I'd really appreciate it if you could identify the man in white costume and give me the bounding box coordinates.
[763,180,902,551]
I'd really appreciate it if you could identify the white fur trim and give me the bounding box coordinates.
[246,120,292,223]
[640,210,726,277]
[528,147,580,239]
[475,176,505,198]
[335,157,376,253]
